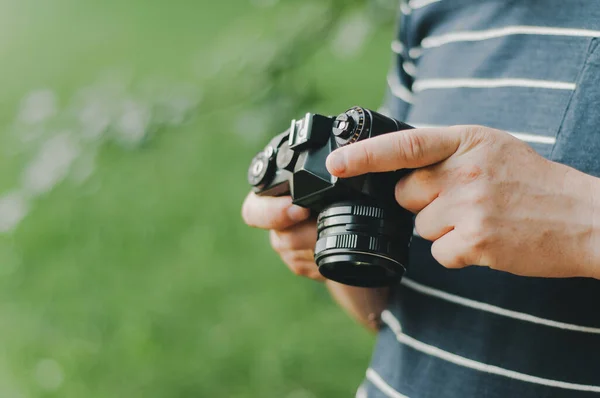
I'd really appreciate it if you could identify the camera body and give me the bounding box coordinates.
[247,106,414,287]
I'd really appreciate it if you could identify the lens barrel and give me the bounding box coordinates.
[314,201,410,287]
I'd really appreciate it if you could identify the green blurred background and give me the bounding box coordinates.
[0,1,398,396]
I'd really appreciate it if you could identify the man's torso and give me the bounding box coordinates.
[361,1,600,397]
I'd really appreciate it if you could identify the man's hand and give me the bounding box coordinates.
[241,193,325,281]
[241,193,389,331]
[326,125,600,279]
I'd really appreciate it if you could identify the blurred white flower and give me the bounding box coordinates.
[34,358,64,391]
[330,11,373,59]
[0,191,28,234]
[6,74,199,223]
[115,100,151,146]
[234,110,271,144]
[22,133,80,195]
[78,100,112,140]
[151,86,201,127]
[70,151,96,184]
[18,90,57,125]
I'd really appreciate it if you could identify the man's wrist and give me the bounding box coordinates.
[568,166,600,280]
[587,174,600,279]
[553,164,600,280]
[325,280,389,332]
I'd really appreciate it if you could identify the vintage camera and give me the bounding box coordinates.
[247,106,414,287]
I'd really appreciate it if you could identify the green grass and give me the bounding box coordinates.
[0,1,396,396]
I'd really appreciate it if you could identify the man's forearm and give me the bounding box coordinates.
[325,281,389,333]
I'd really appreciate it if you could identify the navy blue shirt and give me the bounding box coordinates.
[359,1,600,397]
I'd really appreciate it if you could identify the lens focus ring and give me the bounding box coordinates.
[315,233,402,260]
[314,201,411,287]
[317,204,384,221]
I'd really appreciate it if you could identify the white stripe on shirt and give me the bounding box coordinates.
[366,368,410,398]
[402,61,417,77]
[413,78,575,92]
[401,278,600,334]
[411,25,600,56]
[409,0,441,9]
[412,123,556,145]
[391,40,405,55]
[401,0,441,15]
[381,310,600,393]
[400,1,411,15]
[409,47,423,58]
[355,383,368,398]
[387,72,414,103]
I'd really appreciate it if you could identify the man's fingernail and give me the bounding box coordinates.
[287,205,310,222]
[327,151,346,174]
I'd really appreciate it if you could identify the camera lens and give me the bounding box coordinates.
[314,201,411,287]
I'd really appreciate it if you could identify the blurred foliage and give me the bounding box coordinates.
[0,0,397,397]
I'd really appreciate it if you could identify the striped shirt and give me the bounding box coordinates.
[359,1,600,397]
